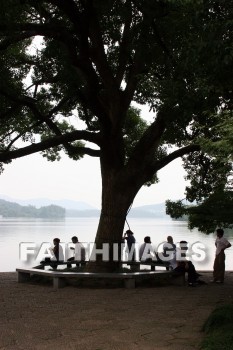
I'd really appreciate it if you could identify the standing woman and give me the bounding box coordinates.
[123,230,136,261]
[213,229,231,283]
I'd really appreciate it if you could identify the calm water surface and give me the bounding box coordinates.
[0,217,233,272]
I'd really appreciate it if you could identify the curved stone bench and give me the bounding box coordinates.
[16,268,183,289]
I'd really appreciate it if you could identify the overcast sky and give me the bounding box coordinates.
[0,151,188,209]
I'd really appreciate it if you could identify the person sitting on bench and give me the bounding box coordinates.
[163,236,177,270]
[67,236,86,268]
[173,241,200,287]
[48,238,64,269]
[139,236,156,261]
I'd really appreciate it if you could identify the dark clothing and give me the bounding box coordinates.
[125,235,136,261]
[67,256,79,268]
[67,256,86,268]
[52,244,64,269]
[174,261,198,284]
[125,235,136,250]
[53,245,59,260]
[213,250,225,282]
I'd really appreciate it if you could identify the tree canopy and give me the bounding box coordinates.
[0,0,233,269]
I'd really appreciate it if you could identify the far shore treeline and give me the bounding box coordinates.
[0,199,174,219]
[0,199,65,218]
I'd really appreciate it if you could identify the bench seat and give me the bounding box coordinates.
[34,260,170,271]
[33,260,87,269]
[122,260,171,271]
[16,268,184,289]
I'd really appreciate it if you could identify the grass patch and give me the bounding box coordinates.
[201,304,233,350]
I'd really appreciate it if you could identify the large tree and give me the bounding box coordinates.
[166,112,233,234]
[0,0,232,271]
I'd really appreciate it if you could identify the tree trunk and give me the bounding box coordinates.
[86,166,139,272]
[85,120,149,272]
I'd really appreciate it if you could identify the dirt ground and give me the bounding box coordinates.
[0,271,233,350]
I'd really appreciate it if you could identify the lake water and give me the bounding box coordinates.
[0,217,233,272]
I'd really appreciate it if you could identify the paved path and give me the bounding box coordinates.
[0,271,233,350]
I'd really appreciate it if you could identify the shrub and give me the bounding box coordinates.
[201,304,233,350]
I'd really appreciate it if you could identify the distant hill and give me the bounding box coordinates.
[128,203,168,218]
[66,209,101,217]
[0,195,96,210]
[0,199,65,218]
[66,203,168,218]
[0,195,170,218]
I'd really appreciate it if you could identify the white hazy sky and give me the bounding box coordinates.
[0,152,188,209]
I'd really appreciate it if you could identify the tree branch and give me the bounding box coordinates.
[86,2,119,94]
[0,7,113,125]
[0,130,101,162]
[0,33,34,50]
[115,0,133,86]
[0,22,62,36]
[152,22,175,64]
[123,15,152,108]
[5,121,43,151]
[127,113,166,166]
[153,144,201,172]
